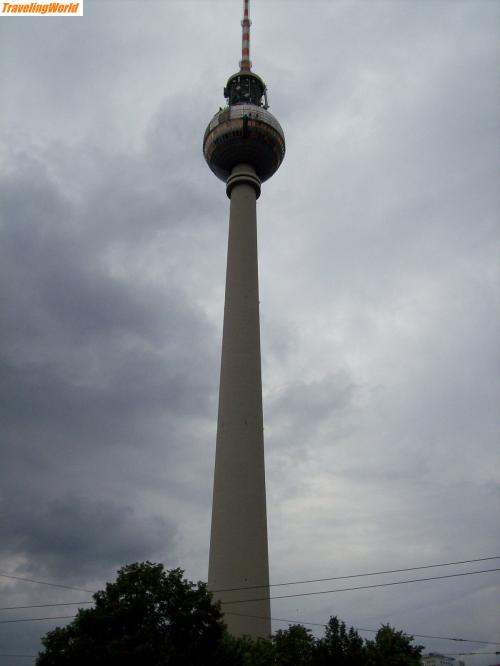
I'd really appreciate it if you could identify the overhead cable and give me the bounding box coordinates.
[221,567,500,605]
[4,609,498,649]
[2,555,498,597]
[0,614,76,624]
[0,571,94,593]
[225,612,500,646]
[0,655,37,659]
[0,601,93,611]
[214,555,500,593]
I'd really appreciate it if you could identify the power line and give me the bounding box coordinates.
[0,601,93,611]
[0,615,76,624]
[2,555,497,598]
[226,612,328,628]
[2,561,498,612]
[226,612,500,646]
[387,633,500,646]
[2,611,500,650]
[0,656,37,659]
[0,651,497,660]
[221,567,500,605]
[213,555,500,593]
[0,568,498,620]
[1,563,498,646]
[3,608,499,648]
[443,652,500,656]
[0,572,94,594]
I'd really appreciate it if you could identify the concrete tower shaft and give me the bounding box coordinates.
[208,163,271,638]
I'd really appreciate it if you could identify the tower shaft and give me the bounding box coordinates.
[208,164,271,638]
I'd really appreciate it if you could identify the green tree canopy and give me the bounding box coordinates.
[273,624,316,666]
[36,562,424,666]
[315,616,367,665]
[366,624,423,666]
[36,562,228,666]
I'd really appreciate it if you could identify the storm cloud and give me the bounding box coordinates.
[1,1,499,664]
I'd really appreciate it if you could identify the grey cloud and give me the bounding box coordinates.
[268,373,354,431]
[0,135,218,594]
[0,1,499,664]
[1,494,176,583]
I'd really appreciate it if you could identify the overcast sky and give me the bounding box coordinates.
[1,0,499,663]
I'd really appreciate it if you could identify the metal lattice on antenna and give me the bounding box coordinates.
[239,0,252,71]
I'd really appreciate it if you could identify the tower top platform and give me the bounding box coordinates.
[203,103,285,183]
[203,1,285,184]
[224,70,268,108]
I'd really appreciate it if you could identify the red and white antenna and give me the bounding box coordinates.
[239,0,252,71]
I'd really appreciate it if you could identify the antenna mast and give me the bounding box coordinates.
[239,0,252,71]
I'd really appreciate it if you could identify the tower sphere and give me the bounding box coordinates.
[203,70,285,185]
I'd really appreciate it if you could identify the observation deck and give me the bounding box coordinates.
[203,102,285,183]
[204,65,285,184]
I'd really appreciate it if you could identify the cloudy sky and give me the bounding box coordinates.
[1,0,499,663]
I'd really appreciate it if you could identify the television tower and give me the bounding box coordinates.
[203,0,285,638]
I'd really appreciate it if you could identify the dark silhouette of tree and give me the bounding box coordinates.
[273,624,316,666]
[36,562,424,666]
[36,562,229,666]
[225,634,277,665]
[366,624,423,666]
[315,616,367,665]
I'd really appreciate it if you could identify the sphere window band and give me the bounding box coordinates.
[207,104,285,139]
[203,105,285,184]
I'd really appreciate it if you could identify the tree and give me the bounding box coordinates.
[36,561,425,666]
[315,616,367,665]
[36,562,229,666]
[366,624,423,666]
[272,624,316,666]
[226,634,277,666]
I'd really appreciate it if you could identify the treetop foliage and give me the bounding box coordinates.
[36,561,424,665]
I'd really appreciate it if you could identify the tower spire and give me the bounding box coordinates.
[239,0,252,71]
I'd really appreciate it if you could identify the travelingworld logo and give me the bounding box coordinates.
[1,1,83,16]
